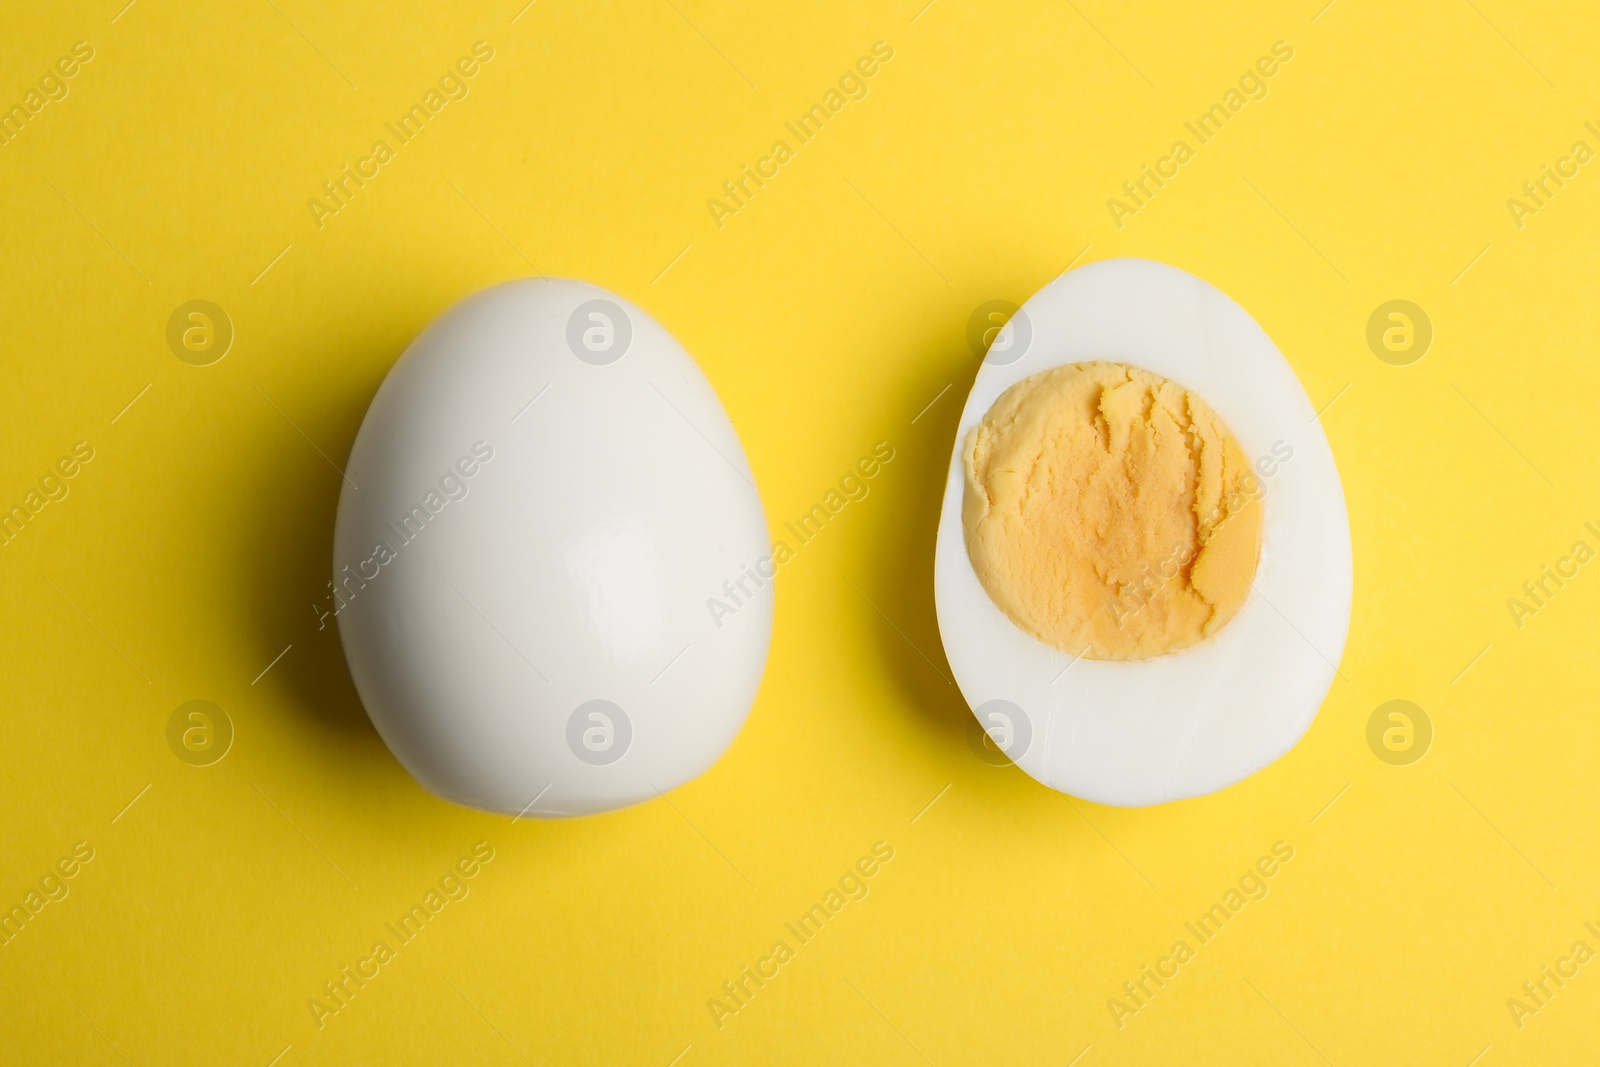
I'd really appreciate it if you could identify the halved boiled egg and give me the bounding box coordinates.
[934,258,1352,806]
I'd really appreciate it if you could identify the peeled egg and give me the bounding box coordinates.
[335,279,772,817]
[935,258,1352,806]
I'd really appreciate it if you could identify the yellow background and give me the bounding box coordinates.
[2,0,1597,1063]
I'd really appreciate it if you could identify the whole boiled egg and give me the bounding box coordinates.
[935,258,1352,806]
[335,279,772,817]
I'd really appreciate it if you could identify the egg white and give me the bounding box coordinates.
[336,279,772,817]
[934,258,1352,806]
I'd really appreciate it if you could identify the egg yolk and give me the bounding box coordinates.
[962,361,1263,660]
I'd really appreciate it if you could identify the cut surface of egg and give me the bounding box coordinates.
[934,258,1352,807]
[335,279,772,817]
